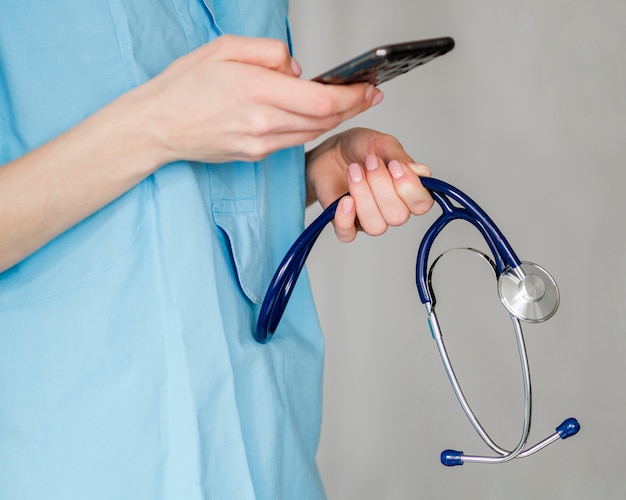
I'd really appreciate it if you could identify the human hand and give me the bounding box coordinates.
[126,35,383,165]
[305,127,434,242]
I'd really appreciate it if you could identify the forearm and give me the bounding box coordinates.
[0,36,381,272]
[0,92,166,272]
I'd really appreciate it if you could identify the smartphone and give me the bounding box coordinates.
[311,37,454,86]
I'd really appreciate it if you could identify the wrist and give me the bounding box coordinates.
[102,89,179,175]
[305,135,344,207]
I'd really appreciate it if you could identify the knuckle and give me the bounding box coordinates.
[213,34,235,53]
[321,114,342,132]
[337,231,357,243]
[376,131,403,152]
[332,222,357,243]
[363,221,388,237]
[240,138,271,161]
[411,197,435,216]
[312,93,338,118]
[387,209,411,227]
[241,109,272,137]
[267,39,290,59]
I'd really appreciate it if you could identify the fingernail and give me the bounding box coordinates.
[371,90,384,107]
[365,84,375,100]
[365,154,379,171]
[348,163,363,182]
[291,58,302,76]
[341,196,354,215]
[388,160,404,179]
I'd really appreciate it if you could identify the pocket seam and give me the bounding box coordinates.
[0,181,152,306]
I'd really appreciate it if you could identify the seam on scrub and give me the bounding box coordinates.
[166,0,193,52]
[104,0,138,89]
[198,1,224,35]
[212,198,256,214]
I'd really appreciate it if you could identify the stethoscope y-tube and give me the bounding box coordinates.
[255,176,580,466]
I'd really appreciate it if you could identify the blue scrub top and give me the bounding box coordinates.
[0,1,326,499]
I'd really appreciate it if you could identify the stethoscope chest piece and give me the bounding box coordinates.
[498,262,560,323]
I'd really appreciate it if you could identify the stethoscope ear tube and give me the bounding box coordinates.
[415,177,522,305]
[255,194,346,343]
[258,177,561,333]
[258,176,525,342]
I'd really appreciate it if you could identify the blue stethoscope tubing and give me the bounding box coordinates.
[415,177,521,300]
[256,194,344,341]
[255,176,580,466]
[257,177,531,341]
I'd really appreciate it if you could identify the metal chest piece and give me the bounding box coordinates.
[498,262,560,323]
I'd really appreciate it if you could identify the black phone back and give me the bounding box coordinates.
[312,37,454,85]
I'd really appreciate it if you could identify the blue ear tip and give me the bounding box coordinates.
[441,450,464,466]
[557,418,580,439]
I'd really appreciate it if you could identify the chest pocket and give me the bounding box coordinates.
[207,162,266,304]
[200,0,293,304]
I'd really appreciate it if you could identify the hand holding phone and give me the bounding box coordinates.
[311,37,454,86]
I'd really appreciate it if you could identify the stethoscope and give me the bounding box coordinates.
[255,176,580,466]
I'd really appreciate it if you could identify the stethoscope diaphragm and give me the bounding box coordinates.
[498,262,560,323]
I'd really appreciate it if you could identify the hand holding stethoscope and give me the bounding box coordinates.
[255,176,580,466]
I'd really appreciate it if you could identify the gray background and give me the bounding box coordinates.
[290,1,625,499]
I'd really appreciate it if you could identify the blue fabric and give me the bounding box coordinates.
[0,1,326,499]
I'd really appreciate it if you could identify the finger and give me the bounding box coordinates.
[190,35,298,76]
[363,154,411,227]
[260,78,378,122]
[357,131,430,178]
[346,162,388,236]
[332,196,359,243]
[406,161,432,177]
[387,160,435,215]
[226,127,331,162]
[220,83,380,146]
[208,103,343,161]
[218,35,293,72]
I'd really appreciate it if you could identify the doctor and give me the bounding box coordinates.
[0,1,432,498]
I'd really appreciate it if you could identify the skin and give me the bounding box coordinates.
[306,128,433,242]
[0,35,433,273]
